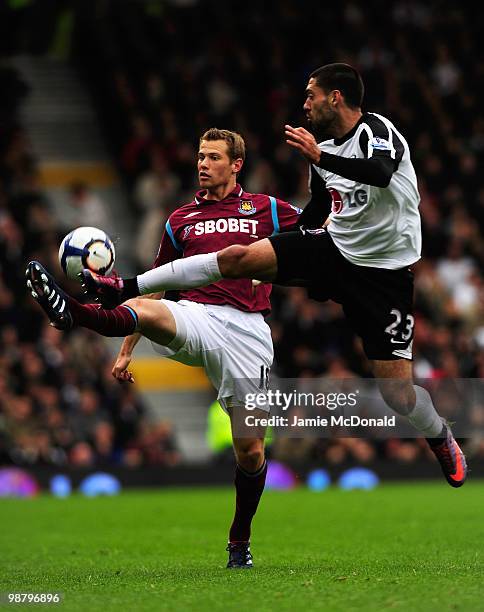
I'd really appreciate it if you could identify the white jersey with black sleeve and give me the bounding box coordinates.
[313,112,421,269]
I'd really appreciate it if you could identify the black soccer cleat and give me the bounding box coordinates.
[79,269,124,309]
[25,261,73,331]
[427,420,468,488]
[226,542,253,569]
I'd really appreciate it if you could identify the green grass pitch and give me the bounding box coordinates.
[0,481,483,611]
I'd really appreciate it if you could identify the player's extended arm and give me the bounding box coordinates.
[285,125,395,188]
[112,292,163,382]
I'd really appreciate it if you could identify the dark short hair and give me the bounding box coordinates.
[309,63,364,109]
[200,128,246,161]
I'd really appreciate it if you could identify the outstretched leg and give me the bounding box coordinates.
[81,239,279,307]
[26,261,177,344]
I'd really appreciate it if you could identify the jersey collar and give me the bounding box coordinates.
[194,184,244,205]
[332,113,367,146]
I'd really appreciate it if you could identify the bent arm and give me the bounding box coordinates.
[316,153,395,188]
[285,124,398,188]
[113,292,164,381]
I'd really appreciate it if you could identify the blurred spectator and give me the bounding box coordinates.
[67,180,109,230]
[68,386,108,440]
[128,420,181,467]
[121,115,155,182]
[69,441,95,467]
[133,150,181,270]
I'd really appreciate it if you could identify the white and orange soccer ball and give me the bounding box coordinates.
[58,226,115,281]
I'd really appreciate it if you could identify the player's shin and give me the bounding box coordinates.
[136,252,221,294]
[229,459,267,544]
[68,297,138,337]
[406,386,446,438]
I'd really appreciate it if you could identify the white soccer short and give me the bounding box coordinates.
[151,299,273,412]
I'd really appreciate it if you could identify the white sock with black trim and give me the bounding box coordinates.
[407,385,445,438]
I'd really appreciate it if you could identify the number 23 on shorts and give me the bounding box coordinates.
[384,308,415,345]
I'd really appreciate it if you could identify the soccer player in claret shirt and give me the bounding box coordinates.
[82,64,467,488]
[26,128,301,569]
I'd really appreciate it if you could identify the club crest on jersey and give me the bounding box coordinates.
[183,224,194,239]
[238,200,257,215]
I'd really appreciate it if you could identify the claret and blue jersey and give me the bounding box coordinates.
[153,184,300,314]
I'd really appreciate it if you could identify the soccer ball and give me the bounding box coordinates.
[59,226,115,280]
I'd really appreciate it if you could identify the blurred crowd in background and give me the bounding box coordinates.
[0,73,180,467]
[1,0,483,468]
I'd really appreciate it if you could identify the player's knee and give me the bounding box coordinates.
[218,245,251,278]
[235,441,265,472]
[123,298,170,332]
[124,297,144,318]
[379,384,415,416]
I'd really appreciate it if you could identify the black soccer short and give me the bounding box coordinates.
[268,228,415,361]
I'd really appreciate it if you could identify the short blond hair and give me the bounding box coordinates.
[200,128,246,161]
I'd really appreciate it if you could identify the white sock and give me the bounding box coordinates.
[137,252,221,294]
[407,386,444,437]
